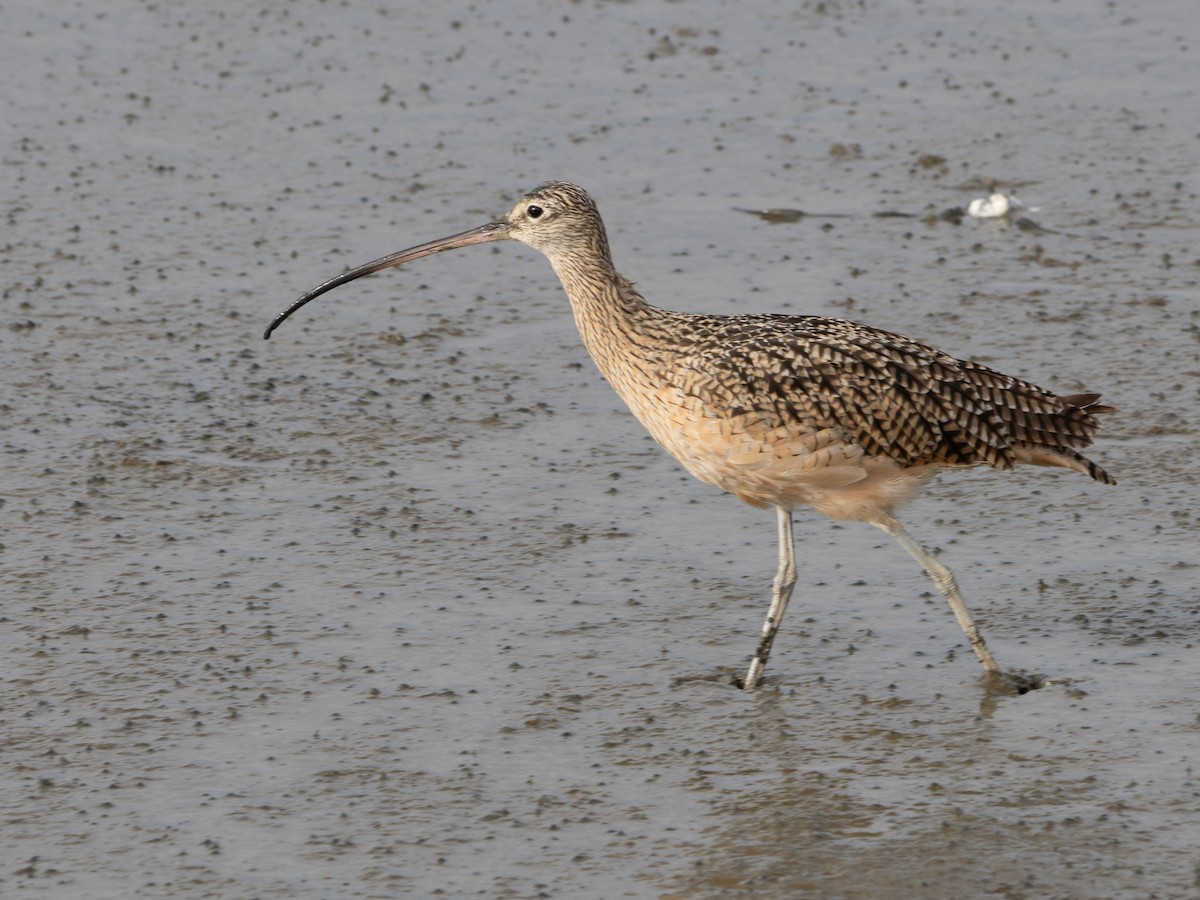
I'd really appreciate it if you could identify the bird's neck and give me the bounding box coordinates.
[547,253,655,358]
[544,251,690,423]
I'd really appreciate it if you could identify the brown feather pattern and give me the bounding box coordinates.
[514,182,1116,515]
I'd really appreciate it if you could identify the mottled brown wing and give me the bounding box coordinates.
[680,314,1109,476]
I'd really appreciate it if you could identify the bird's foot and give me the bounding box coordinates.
[670,670,744,690]
[983,668,1047,696]
[732,673,757,690]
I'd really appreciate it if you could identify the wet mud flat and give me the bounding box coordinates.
[3,0,1199,897]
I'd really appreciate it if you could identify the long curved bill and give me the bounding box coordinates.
[263,220,510,339]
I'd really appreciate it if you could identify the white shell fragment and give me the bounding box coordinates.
[967,191,1036,218]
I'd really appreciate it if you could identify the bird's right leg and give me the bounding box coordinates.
[870,514,1000,674]
[742,506,797,689]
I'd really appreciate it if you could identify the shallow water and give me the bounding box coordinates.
[3,1,1198,897]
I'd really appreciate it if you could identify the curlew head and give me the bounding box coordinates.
[500,181,611,259]
[263,181,608,339]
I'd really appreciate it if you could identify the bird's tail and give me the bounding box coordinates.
[1026,392,1117,485]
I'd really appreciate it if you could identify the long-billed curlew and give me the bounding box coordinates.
[265,182,1115,690]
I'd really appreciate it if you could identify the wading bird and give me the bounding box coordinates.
[265,182,1115,690]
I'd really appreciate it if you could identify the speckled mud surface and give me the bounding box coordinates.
[3,1,1198,897]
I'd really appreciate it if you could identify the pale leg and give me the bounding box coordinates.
[743,506,797,689]
[870,514,1000,674]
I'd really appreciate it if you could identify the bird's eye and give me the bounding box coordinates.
[527,205,544,219]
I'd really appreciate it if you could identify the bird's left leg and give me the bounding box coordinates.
[870,514,1000,674]
[742,506,797,689]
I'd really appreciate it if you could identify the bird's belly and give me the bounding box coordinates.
[617,384,937,519]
